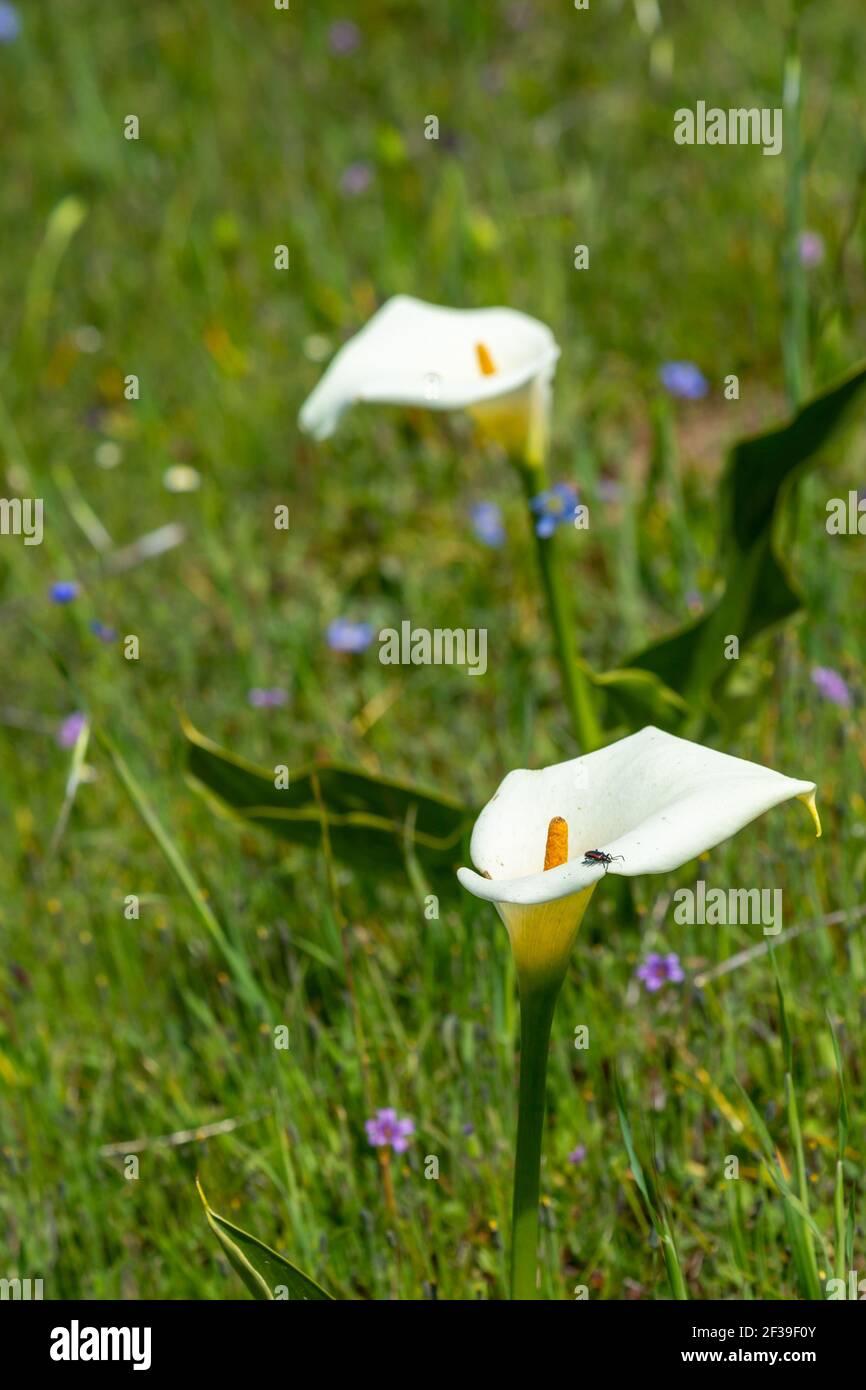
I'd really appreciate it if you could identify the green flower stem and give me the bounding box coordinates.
[510,977,560,1300]
[783,18,807,412]
[517,461,602,753]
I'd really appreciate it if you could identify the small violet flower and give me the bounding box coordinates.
[248,687,289,709]
[50,580,79,604]
[340,162,372,197]
[798,231,825,269]
[470,500,505,548]
[596,476,622,504]
[811,666,852,709]
[327,618,374,653]
[365,1108,415,1153]
[328,19,361,55]
[529,482,578,539]
[90,620,117,643]
[57,712,87,749]
[567,1143,587,1165]
[637,952,685,993]
[659,361,708,400]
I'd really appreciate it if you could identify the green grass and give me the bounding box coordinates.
[1,0,865,1300]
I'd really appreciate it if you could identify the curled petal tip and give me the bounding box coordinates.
[799,789,821,838]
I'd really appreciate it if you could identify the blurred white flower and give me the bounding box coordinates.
[163,465,201,494]
[298,295,560,462]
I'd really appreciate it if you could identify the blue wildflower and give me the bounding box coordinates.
[90,620,117,643]
[659,361,708,400]
[0,3,20,43]
[529,482,579,538]
[470,501,505,548]
[327,618,374,653]
[50,581,79,604]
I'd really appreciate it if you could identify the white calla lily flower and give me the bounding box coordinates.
[298,294,560,460]
[461,728,821,1297]
[458,726,820,988]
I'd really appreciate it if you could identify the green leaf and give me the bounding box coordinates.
[631,363,866,715]
[732,1080,829,1265]
[98,728,267,1014]
[23,196,87,356]
[613,1072,655,1215]
[827,1012,849,1160]
[182,714,475,872]
[771,951,793,1075]
[592,662,691,732]
[613,1072,688,1300]
[197,1179,334,1301]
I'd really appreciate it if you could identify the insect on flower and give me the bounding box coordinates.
[582,849,624,871]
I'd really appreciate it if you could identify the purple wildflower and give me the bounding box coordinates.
[57,712,87,749]
[659,361,709,400]
[0,3,20,43]
[340,162,372,197]
[597,476,622,503]
[506,2,533,30]
[530,481,579,538]
[90,620,117,643]
[328,20,361,55]
[248,687,289,709]
[798,231,825,268]
[327,618,374,653]
[470,501,505,548]
[50,581,79,604]
[567,1144,587,1165]
[811,666,852,709]
[636,952,685,993]
[365,1108,415,1153]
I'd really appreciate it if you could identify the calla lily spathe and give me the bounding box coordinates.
[458,726,820,988]
[462,729,821,1297]
[298,294,601,750]
[298,294,560,460]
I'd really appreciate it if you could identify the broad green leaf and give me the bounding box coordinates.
[182,714,474,872]
[197,1179,333,1301]
[631,363,866,715]
[592,662,691,732]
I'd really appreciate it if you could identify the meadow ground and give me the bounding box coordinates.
[1,0,865,1300]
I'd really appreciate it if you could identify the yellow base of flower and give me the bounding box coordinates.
[498,884,597,994]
